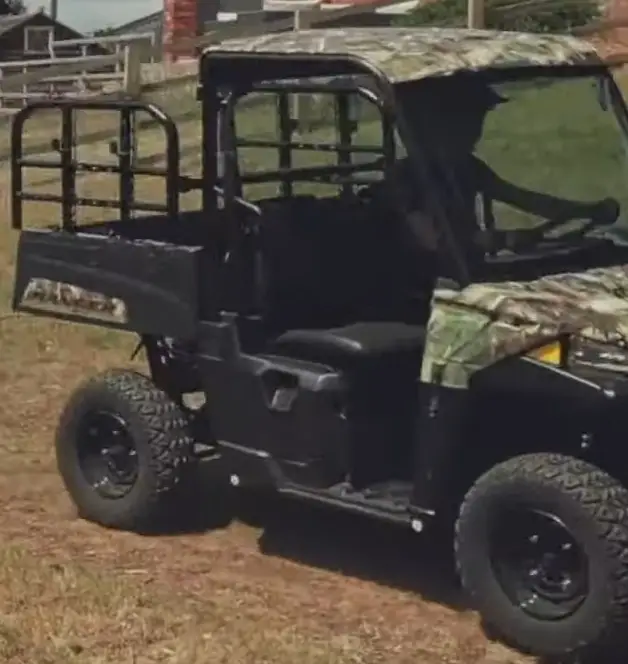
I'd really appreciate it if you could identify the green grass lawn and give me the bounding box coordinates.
[228,72,628,235]
[17,68,628,233]
[477,75,628,230]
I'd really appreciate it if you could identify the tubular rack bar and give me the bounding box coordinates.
[20,191,171,213]
[239,158,384,184]
[236,139,384,153]
[252,79,376,95]
[16,159,172,178]
[11,99,180,230]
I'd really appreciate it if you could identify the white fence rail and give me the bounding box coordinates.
[0,32,154,108]
[0,0,413,110]
[50,32,157,60]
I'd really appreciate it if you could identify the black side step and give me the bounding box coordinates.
[278,480,414,526]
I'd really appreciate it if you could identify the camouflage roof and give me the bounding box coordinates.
[203,27,601,83]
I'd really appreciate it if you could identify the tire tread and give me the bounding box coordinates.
[455,453,628,656]
[56,368,193,531]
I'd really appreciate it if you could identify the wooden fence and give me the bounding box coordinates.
[0,0,472,112]
[49,32,158,61]
[2,0,628,109]
[0,31,155,109]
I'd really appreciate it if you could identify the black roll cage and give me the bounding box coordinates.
[10,55,616,292]
[8,51,473,287]
[229,81,390,192]
[200,49,471,286]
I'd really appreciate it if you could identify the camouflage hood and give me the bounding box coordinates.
[420,264,628,389]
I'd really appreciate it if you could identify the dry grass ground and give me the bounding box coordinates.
[2,71,615,664]
[0,275,530,664]
[0,178,531,664]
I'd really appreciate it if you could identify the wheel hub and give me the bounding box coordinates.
[490,508,589,620]
[78,411,138,499]
[101,442,137,481]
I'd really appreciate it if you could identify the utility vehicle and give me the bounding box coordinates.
[11,25,628,659]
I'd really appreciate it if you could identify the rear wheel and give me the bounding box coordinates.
[455,453,628,658]
[56,369,194,532]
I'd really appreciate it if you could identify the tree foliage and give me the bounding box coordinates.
[0,0,26,14]
[394,0,601,33]
[93,27,119,37]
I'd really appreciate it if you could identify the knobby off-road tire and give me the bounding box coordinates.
[455,453,628,658]
[56,369,194,532]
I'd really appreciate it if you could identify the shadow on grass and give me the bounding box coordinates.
[148,461,628,664]
[148,458,466,614]
[139,459,628,664]
[257,497,465,611]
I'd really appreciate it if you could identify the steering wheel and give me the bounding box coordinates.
[500,197,621,253]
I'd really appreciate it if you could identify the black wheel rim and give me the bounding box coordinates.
[489,507,589,621]
[77,410,138,499]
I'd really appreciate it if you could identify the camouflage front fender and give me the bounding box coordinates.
[420,266,628,390]
[419,297,562,389]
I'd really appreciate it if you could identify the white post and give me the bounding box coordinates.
[264,0,322,128]
[467,0,485,28]
[22,64,27,107]
[115,41,122,75]
[123,41,143,97]
[292,5,320,127]
[293,9,306,125]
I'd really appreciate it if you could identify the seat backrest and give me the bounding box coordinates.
[256,195,412,335]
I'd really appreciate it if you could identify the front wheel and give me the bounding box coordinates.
[455,453,628,658]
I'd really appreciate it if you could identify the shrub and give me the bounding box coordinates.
[394,0,602,33]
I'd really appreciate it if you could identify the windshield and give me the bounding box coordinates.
[396,71,628,267]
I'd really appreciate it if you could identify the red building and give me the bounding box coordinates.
[160,0,412,61]
[163,0,199,62]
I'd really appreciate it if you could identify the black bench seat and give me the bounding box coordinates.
[271,321,426,370]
